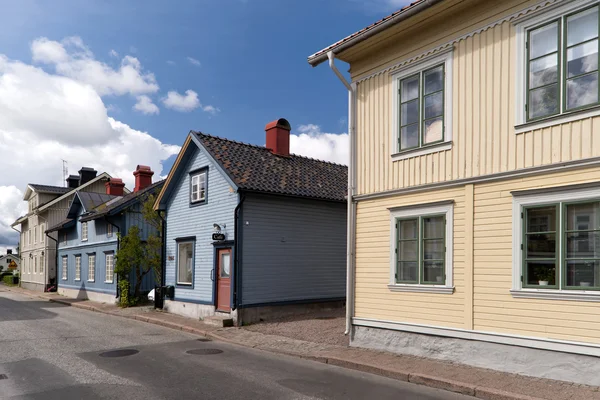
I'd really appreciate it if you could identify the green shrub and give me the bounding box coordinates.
[3,275,18,286]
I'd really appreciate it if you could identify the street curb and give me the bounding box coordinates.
[2,286,548,400]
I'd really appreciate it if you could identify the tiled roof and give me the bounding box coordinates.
[78,192,119,212]
[80,180,164,222]
[308,0,435,65]
[194,132,348,202]
[29,184,70,194]
[46,218,74,233]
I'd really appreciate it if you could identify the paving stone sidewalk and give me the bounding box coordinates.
[3,284,599,400]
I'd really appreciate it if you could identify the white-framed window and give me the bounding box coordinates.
[40,256,44,273]
[88,254,95,282]
[105,253,114,283]
[515,0,600,129]
[40,223,44,243]
[34,256,37,274]
[75,255,81,281]
[176,240,194,285]
[389,201,454,294]
[81,222,88,241]
[190,170,207,204]
[28,230,31,245]
[391,49,453,161]
[33,226,37,244]
[512,184,600,301]
[62,256,68,280]
[107,223,113,238]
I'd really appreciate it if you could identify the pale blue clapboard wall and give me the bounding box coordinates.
[164,145,238,304]
[239,193,347,306]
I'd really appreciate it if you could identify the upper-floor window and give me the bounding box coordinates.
[40,224,44,243]
[33,226,37,244]
[392,50,453,160]
[190,170,207,204]
[81,222,88,241]
[107,223,113,238]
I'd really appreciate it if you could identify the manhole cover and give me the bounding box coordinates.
[99,349,139,358]
[186,349,223,355]
[197,338,212,342]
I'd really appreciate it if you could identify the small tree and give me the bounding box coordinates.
[141,194,163,286]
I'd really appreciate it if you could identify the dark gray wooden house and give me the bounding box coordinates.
[154,118,347,325]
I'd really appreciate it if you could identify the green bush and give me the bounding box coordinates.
[3,275,18,286]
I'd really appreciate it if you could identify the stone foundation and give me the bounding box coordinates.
[20,281,46,292]
[163,300,216,320]
[58,287,117,304]
[239,300,345,326]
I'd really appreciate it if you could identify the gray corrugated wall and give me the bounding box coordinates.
[240,193,347,306]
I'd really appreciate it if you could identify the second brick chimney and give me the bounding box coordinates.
[105,178,125,196]
[133,165,154,192]
[265,118,291,157]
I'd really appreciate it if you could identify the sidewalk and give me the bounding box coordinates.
[3,284,599,400]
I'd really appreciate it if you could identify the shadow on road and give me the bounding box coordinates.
[0,297,64,322]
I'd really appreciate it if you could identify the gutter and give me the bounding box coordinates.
[327,52,357,336]
[308,0,444,67]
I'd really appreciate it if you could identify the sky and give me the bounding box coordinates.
[0,0,410,253]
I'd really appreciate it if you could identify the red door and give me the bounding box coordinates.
[216,248,231,312]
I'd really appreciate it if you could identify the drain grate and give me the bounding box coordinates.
[197,338,212,342]
[0,374,7,380]
[186,349,223,355]
[99,349,139,358]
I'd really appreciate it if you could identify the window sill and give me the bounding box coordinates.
[87,280,95,283]
[105,280,114,284]
[388,284,454,294]
[391,141,452,162]
[510,289,600,302]
[515,106,600,134]
[176,282,192,287]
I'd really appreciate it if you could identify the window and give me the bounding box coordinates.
[389,202,454,293]
[177,241,194,285]
[40,224,44,243]
[81,222,88,241]
[40,256,44,273]
[62,257,67,280]
[88,254,95,282]
[34,226,37,244]
[523,4,600,122]
[75,255,81,281]
[107,223,113,238]
[63,232,68,245]
[34,256,37,274]
[392,50,453,159]
[190,170,207,204]
[105,253,114,283]
[28,230,31,245]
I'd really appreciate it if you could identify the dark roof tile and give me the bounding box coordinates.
[29,184,70,194]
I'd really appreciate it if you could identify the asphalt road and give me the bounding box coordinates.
[0,288,470,399]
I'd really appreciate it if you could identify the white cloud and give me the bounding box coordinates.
[187,57,201,66]
[0,49,180,251]
[167,60,176,66]
[162,90,200,112]
[133,95,159,115]
[353,0,411,12]
[202,105,220,115]
[31,36,159,96]
[290,124,348,165]
[109,49,119,58]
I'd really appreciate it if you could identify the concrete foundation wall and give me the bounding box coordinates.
[239,300,345,326]
[58,287,117,304]
[352,325,600,386]
[20,281,46,292]
[164,300,216,320]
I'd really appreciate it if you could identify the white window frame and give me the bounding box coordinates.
[40,256,44,274]
[88,254,95,282]
[176,240,194,286]
[105,253,114,283]
[33,226,37,244]
[514,0,600,132]
[388,201,454,294]
[62,256,68,280]
[74,255,81,281]
[107,223,113,238]
[81,222,88,242]
[40,223,44,243]
[512,184,600,301]
[34,256,37,274]
[190,171,207,203]
[391,49,454,162]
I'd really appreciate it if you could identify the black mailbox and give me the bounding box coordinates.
[165,285,175,299]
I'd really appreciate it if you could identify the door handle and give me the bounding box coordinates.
[211,269,214,281]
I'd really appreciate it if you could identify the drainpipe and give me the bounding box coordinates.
[232,191,246,311]
[11,226,21,282]
[105,216,121,298]
[327,51,357,336]
[44,231,58,291]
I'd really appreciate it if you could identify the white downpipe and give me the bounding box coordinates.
[327,51,356,336]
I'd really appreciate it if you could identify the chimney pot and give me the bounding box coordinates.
[265,118,291,157]
[6,249,12,255]
[105,178,126,196]
[66,175,80,189]
[78,167,98,186]
[133,165,154,192]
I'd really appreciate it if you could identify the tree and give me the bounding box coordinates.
[141,194,163,286]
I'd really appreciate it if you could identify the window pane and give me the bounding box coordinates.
[423,117,443,144]
[530,22,558,59]
[423,216,444,238]
[529,84,559,119]
[529,53,558,88]
[424,92,443,119]
[423,261,445,283]
[401,75,419,102]
[178,242,193,284]
[423,239,444,260]
[399,219,417,240]
[567,40,598,78]
[526,260,557,285]
[526,207,556,232]
[400,124,419,149]
[566,260,600,287]
[401,99,419,126]
[220,253,231,278]
[566,72,599,110]
[399,240,417,261]
[424,66,443,95]
[567,7,599,47]
[397,261,417,282]
[526,233,556,258]
[566,232,600,258]
[566,202,600,231]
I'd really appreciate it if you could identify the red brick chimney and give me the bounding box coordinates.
[105,178,125,196]
[133,165,154,192]
[265,118,291,157]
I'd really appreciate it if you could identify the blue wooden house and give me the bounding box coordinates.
[48,166,163,303]
[154,119,347,325]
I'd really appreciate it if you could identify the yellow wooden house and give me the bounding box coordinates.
[309,0,600,385]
